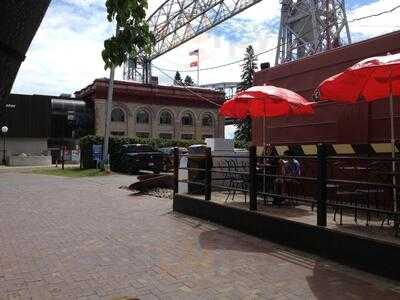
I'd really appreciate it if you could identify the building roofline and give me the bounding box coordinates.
[74,78,225,108]
[75,78,224,97]
[200,81,239,86]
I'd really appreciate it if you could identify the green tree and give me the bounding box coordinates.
[234,45,258,147]
[102,0,154,69]
[101,0,154,167]
[174,71,183,85]
[184,75,194,86]
[237,45,258,91]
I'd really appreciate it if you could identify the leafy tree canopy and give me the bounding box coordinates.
[184,75,195,86]
[102,0,155,69]
[174,71,183,85]
[237,45,258,91]
[234,45,258,147]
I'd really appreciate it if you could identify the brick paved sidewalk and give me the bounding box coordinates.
[0,171,399,299]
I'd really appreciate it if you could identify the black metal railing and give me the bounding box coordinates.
[173,145,400,235]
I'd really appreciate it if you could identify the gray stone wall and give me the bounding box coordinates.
[2,137,48,157]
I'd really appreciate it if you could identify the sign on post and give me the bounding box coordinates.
[67,111,75,121]
[71,150,80,162]
[92,144,103,168]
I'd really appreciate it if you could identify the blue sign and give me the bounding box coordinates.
[92,144,103,162]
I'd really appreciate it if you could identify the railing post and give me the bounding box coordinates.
[173,147,179,196]
[204,147,212,201]
[249,145,257,211]
[316,143,327,226]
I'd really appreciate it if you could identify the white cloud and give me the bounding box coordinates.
[62,0,104,7]
[12,1,116,96]
[151,0,280,85]
[225,124,236,139]
[235,0,281,22]
[347,0,400,40]
[153,28,277,85]
[148,0,166,16]
[154,0,400,86]
[11,0,400,97]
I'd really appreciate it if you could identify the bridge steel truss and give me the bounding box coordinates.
[123,0,262,82]
[275,0,351,64]
[124,0,352,82]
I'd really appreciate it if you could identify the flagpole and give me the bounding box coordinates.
[197,51,200,86]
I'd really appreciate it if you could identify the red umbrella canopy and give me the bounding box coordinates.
[219,85,314,119]
[218,93,253,119]
[318,52,400,103]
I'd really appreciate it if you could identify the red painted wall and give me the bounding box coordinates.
[253,31,400,146]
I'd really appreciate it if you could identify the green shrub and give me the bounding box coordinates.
[234,139,249,149]
[80,135,103,169]
[79,135,204,170]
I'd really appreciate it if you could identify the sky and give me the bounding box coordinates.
[10,0,400,138]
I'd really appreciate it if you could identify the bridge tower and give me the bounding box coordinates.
[275,0,351,65]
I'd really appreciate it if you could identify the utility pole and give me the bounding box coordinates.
[101,0,154,168]
[102,26,119,170]
[102,65,115,170]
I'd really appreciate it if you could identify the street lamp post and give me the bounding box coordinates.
[1,126,8,165]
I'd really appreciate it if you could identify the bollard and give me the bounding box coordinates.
[316,143,327,226]
[173,147,179,196]
[204,147,212,201]
[249,145,257,211]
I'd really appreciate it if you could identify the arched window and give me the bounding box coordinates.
[111,108,125,122]
[159,111,172,125]
[136,109,149,124]
[202,114,213,127]
[181,111,193,126]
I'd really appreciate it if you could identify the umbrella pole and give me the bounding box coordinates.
[263,116,266,204]
[263,97,267,205]
[389,91,397,212]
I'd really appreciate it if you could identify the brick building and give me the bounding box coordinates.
[75,79,225,141]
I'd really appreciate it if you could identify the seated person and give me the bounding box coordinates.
[273,150,301,205]
[264,145,279,193]
[256,146,278,192]
[282,150,301,177]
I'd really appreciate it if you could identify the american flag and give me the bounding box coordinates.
[190,61,198,67]
[189,49,199,56]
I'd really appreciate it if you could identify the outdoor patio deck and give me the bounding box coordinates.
[187,191,400,246]
[174,147,400,279]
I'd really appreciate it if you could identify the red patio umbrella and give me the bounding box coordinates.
[318,53,400,103]
[219,85,314,119]
[219,85,314,202]
[318,52,400,211]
